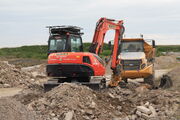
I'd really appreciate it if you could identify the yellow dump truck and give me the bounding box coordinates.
[118,38,155,85]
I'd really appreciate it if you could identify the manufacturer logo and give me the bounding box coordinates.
[108,24,116,29]
[129,64,134,66]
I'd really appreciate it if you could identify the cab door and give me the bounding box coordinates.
[69,35,83,52]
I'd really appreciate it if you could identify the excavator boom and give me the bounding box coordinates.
[89,17,125,73]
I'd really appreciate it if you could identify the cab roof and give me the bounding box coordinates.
[47,26,84,36]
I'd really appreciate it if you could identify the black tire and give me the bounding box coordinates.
[123,78,128,83]
[144,74,155,86]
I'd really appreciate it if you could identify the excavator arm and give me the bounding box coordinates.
[89,18,125,86]
[89,18,124,72]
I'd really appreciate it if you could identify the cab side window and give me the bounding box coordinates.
[83,56,91,64]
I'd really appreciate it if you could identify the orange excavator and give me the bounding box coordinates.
[44,18,125,91]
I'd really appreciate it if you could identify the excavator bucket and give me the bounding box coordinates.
[159,75,173,89]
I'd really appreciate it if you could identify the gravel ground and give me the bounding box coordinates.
[0,55,179,120]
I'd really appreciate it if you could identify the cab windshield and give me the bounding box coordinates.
[49,37,66,52]
[120,41,144,52]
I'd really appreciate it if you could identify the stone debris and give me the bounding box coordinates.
[0,97,40,120]
[0,61,35,88]
[64,111,74,120]
[18,83,178,120]
[137,106,152,115]
[27,83,118,120]
[149,105,157,117]
[21,64,46,77]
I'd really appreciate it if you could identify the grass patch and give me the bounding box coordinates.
[0,44,179,59]
[0,45,48,59]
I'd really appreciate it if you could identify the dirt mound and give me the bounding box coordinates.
[0,61,34,88]
[22,83,180,120]
[155,55,178,69]
[14,83,44,105]
[28,83,120,120]
[0,97,38,120]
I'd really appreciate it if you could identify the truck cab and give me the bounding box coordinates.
[118,38,155,85]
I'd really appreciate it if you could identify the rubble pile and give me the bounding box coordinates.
[14,83,44,105]
[20,83,179,120]
[106,87,180,120]
[28,83,118,120]
[21,64,46,77]
[0,97,39,120]
[0,61,35,88]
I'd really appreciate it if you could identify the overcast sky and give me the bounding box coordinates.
[0,0,180,47]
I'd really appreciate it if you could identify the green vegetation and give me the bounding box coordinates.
[0,44,179,59]
[0,45,48,59]
[156,45,180,56]
[83,43,111,57]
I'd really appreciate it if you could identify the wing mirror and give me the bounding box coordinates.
[152,40,156,48]
[108,41,112,49]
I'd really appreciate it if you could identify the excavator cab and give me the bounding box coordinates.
[45,25,106,91]
[47,26,84,55]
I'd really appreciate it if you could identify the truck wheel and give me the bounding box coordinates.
[144,75,154,86]
[123,78,128,83]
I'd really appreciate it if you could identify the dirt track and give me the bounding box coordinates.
[0,55,179,120]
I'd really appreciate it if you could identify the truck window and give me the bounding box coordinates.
[121,41,144,52]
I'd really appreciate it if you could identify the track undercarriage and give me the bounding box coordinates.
[44,77,106,92]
